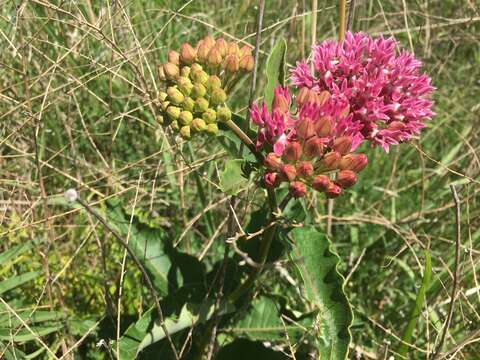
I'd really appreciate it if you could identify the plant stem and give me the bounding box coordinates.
[339,0,347,41]
[225,119,263,162]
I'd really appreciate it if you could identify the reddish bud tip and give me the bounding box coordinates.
[168,50,180,65]
[197,43,210,62]
[336,170,357,188]
[332,136,353,155]
[239,55,254,72]
[280,164,297,182]
[351,154,368,172]
[264,172,280,188]
[180,43,197,64]
[224,54,239,73]
[215,38,228,56]
[290,181,307,198]
[283,142,303,162]
[325,183,342,198]
[321,151,341,170]
[304,137,325,158]
[312,175,331,192]
[264,153,283,170]
[207,47,222,67]
[296,117,316,139]
[315,116,333,137]
[296,161,314,177]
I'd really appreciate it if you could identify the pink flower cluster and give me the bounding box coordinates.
[291,32,435,151]
[250,86,368,198]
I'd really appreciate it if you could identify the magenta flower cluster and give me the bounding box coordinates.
[291,32,435,152]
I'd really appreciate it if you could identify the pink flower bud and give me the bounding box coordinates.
[336,170,357,188]
[239,55,254,72]
[296,117,316,139]
[296,161,314,177]
[283,142,302,162]
[325,183,342,198]
[315,116,333,137]
[280,164,297,182]
[304,137,324,157]
[312,175,331,192]
[264,172,280,188]
[215,38,228,57]
[321,151,341,169]
[197,43,210,62]
[290,181,307,198]
[207,47,222,67]
[264,153,282,170]
[180,43,197,64]
[224,54,239,73]
[350,154,368,172]
[332,136,353,155]
[168,50,180,65]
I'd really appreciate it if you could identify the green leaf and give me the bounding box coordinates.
[290,226,353,360]
[107,201,172,296]
[264,38,287,111]
[219,159,248,195]
[227,296,311,340]
[398,250,432,357]
[117,301,233,359]
[0,271,42,295]
[0,243,32,266]
[0,324,63,342]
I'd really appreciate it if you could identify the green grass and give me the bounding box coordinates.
[1,0,479,358]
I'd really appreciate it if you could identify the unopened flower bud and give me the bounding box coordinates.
[304,137,324,157]
[264,153,282,170]
[206,123,219,135]
[167,86,184,105]
[226,42,239,56]
[217,106,231,122]
[168,50,180,65]
[163,62,179,79]
[179,125,191,139]
[264,172,280,188]
[191,118,207,132]
[321,151,341,169]
[290,181,307,198]
[194,98,209,113]
[166,105,181,120]
[336,170,357,188]
[215,38,227,56]
[272,92,290,114]
[332,136,352,155]
[312,175,331,192]
[191,70,209,85]
[207,47,222,67]
[161,100,170,111]
[281,164,297,182]
[177,77,193,96]
[203,35,216,49]
[191,63,203,73]
[202,108,217,124]
[183,97,195,112]
[191,83,207,99]
[239,44,253,58]
[206,75,222,91]
[283,142,302,162]
[296,161,314,177]
[315,116,333,137]
[224,54,239,73]
[181,66,191,78]
[210,88,227,105]
[350,154,368,172]
[296,117,316,139]
[158,91,168,102]
[197,43,210,62]
[156,115,164,124]
[239,55,254,72]
[179,111,193,125]
[170,120,179,130]
[325,183,342,198]
[296,87,312,107]
[180,43,196,64]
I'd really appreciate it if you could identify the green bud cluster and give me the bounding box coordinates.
[156,36,254,140]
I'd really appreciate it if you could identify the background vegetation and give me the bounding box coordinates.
[0,0,479,358]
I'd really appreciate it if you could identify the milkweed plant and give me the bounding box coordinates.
[103,6,435,359]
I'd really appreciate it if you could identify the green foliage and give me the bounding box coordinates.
[290,227,353,360]
[219,159,249,195]
[264,38,287,110]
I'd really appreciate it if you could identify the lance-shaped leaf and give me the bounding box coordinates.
[219,159,249,196]
[264,38,287,110]
[290,226,353,360]
[226,296,312,341]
